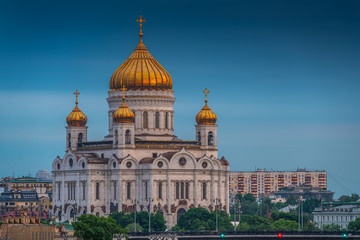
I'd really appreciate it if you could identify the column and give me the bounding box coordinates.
[193,171,198,207]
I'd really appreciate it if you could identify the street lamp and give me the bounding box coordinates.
[147,198,154,233]
[212,198,220,232]
[132,199,138,233]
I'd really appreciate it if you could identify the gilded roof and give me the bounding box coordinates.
[109,38,172,91]
[66,103,87,127]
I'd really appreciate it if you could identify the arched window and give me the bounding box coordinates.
[197,131,201,143]
[114,130,118,144]
[202,182,207,199]
[176,182,179,199]
[143,112,148,128]
[158,182,162,200]
[96,182,100,200]
[155,112,160,128]
[165,112,169,129]
[208,131,214,146]
[185,182,190,199]
[127,182,131,199]
[78,133,83,143]
[125,130,131,144]
[68,133,71,147]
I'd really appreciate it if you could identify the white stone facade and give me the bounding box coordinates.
[52,78,229,229]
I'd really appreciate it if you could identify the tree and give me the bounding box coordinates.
[303,222,319,231]
[348,217,360,231]
[73,214,125,240]
[240,194,259,215]
[258,198,272,217]
[302,198,321,214]
[110,211,166,232]
[125,223,143,232]
[286,195,298,205]
[339,194,360,203]
[270,219,298,231]
[237,215,272,231]
[322,223,342,231]
[109,211,132,228]
[0,221,2,228]
[177,208,212,231]
[176,208,233,231]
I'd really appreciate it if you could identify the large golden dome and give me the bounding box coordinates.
[109,30,172,91]
[196,88,217,125]
[66,91,87,127]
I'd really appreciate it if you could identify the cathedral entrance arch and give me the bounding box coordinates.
[177,208,186,222]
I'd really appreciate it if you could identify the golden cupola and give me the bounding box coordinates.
[196,88,217,125]
[113,87,135,123]
[109,16,172,91]
[66,90,87,127]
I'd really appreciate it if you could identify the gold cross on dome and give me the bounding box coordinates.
[120,85,127,100]
[73,90,80,105]
[203,88,210,103]
[136,15,146,37]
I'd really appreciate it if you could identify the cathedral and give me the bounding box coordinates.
[52,17,229,228]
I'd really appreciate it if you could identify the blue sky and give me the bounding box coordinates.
[0,0,359,197]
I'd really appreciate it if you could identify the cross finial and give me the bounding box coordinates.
[120,85,127,101]
[203,88,210,103]
[73,90,80,105]
[136,15,146,38]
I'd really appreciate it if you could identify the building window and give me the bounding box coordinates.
[145,181,148,200]
[82,182,86,200]
[165,112,169,129]
[68,133,71,147]
[58,183,61,201]
[143,112,148,128]
[208,132,214,145]
[181,182,185,199]
[197,131,201,143]
[96,182,100,200]
[127,182,131,199]
[113,181,117,200]
[176,182,179,199]
[114,130,118,144]
[78,133,83,142]
[155,112,160,128]
[186,182,190,199]
[125,130,131,144]
[158,182,162,200]
[202,182,207,199]
[67,183,70,200]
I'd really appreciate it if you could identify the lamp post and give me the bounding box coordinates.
[212,198,219,232]
[132,199,137,233]
[148,198,154,233]
[232,197,236,231]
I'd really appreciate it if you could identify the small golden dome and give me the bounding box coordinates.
[113,87,135,123]
[196,88,217,125]
[66,90,87,127]
[109,17,172,91]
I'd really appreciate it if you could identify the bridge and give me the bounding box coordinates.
[125,231,360,240]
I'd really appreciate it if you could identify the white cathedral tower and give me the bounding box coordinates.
[52,16,229,228]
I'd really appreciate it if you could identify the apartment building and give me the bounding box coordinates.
[229,169,327,198]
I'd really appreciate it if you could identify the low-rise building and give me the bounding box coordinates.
[273,185,334,201]
[313,202,360,229]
